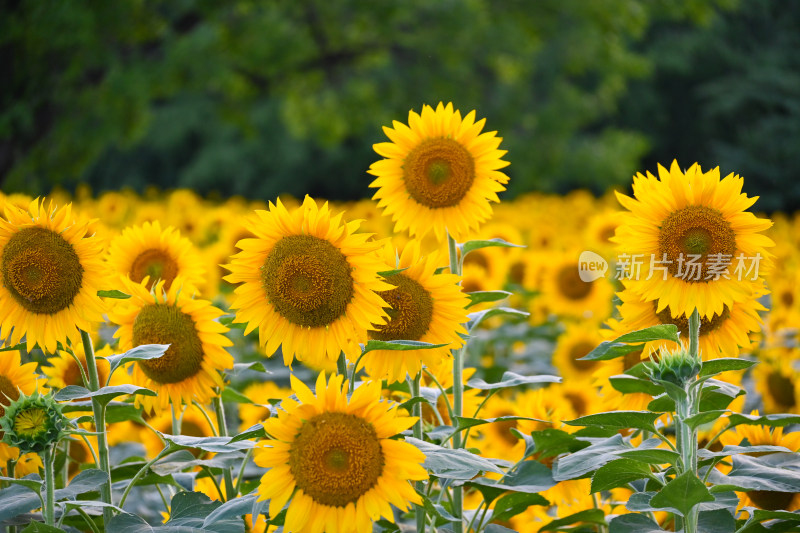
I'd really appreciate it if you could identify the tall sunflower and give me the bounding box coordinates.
[0,199,108,353]
[363,241,469,383]
[368,102,510,241]
[255,373,427,533]
[108,277,233,414]
[106,220,205,292]
[42,343,115,390]
[0,348,40,475]
[614,161,774,319]
[223,196,390,367]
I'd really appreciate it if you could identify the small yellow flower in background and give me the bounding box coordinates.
[109,277,233,414]
[107,220,205,292]
[254,373,427,533]
[363,240,469,383]
[223,196,390,367]
[0,198,108,353]
[614,160,774,320]
[369,102,510,241]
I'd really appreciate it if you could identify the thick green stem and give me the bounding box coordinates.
[447,232,464,533]
[42,446,55,526]
[411,373,426,533]
[80,330,113,526]
[213,394,236,500]
[676,309,701,533]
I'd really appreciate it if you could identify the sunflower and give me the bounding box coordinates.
[108,276,233,414]
[42,343,115,391]
[223,196,390,367]
[254,373,427,533]
[238,381,292,432]
[139,404,218,458]
[552,324,605,382]
[0,348,41,475]
[614,283,765,359]
[362,241,469,383]
[753,350,800,414]
[0,199,108,353]
[368,102,510,241]
[540,252,614,322]
[613,161,774,319]
[107,220,205,292]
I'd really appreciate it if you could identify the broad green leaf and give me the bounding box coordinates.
[53,469,109,500]
[20,524,67,533]
[466,290,512,308]
[750,508,800,523]
[553,434,631,481]
[683,410,728,430]
[229,361,270,375]
[530,429,590,461]
[649,471,715,517]
[453,416,546,434]
[0,484,43,523]
[54,384,155,404]
[564,411,661,433]
[465,460,555,497]
[102,344,170,375]
[162,434,255,453]
[0,476,42,492]
[699,358,757,377]
[97,289,131,299]
[491,491,549,522]
[467,307,529,330]
[697,509,737,533]
[422,496,458,526]
[229,424,266,443]
[166,491,244,532]
[361,339,448,354]
[580,325,679,362]
[608,513,664,533]
[202,494,257,526]
[590,458,653,493]
[221,386,253,404]
[377,266,409,277]
[151,454,242,476]
[726,413,800,428]
[579,341,647,363]
[609,375,664,396]
[706,453,800,493]
[460,238,524,257]
[698,444,793,459]
[398,396,431,413]
[0,343,26,352]
[466,371,560,391]
[617,448,680,465]
[541,509,607,532]
[406,437,504,479]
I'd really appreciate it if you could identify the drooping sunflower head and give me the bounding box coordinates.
[363,240,469,383]
[614,161,774,319]
[368,102,510,241]
[254,373,427,533]
[0,391,68,454]
[109,276,233,414]
[224,196,390,367]
[0,199,109,353]
[107,220,205,293]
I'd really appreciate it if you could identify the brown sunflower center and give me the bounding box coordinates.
[781,290,794,308]
[767,371,796,409]
[569,341,599,373]
[132,304,204,384]
[261,235,354,328]
[493,411,519,446]
[564,392,588,416]
[369,274,434,342]
[623,349,645,372]
[654,303,730,336]
[509,261,525,284]
[289,412,384,507]
[2,227,83,315]
[403,138,475,208]
[0,374,20,419]
[659,205,737,281]
[130,248,179,290]
[747,490,797,511]
[556,265,592,300]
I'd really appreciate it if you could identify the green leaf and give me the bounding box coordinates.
[21,524,67,533]
[53,469,109,500]
[617,448,680,465]
[467,307,529,330]
[609,375,664,396]
[221,387,253,404]
[229,361,270,375]
[361,339,449,354]
[54,384,155,404]
[466,290,512,308]
[229,424,266,444]
[97,289,131,299]
[202,494,257,525]
[698,444,793,459]
[0,343,26,352]
[540,509,607,532]
[398,396,431,413]
[564,411,661,433]
[162,434,255,453]
[460,238,524,257]
[166,491,244,532]
[553,434,631,481]
[706,453,800,493]
[590,458,653,493]
[530,429,590,461]
[466,371,560,391]
[608,513,664,533]
[406,437,505,479]
[0,476,42,492]
[453,416,546,433]
[422,496,459,526]
[377,266,409,277]
[102,344,170,375]
[683,410,728,430]
[697,509,737,533]
[649,470,714,517]
[491,491,549,522]
[726,413,800,428]
[751,508,800,523]
[580,325,679,362]
[464,460,555,497]
[151,454,242,476]
[699,358,757,377]
[0,483,41,523]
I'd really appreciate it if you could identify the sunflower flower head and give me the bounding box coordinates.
[369,102,510,241]
[1,391,68,454]
[254,373,427,533]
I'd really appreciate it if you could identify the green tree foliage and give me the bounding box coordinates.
[1,0,735,201]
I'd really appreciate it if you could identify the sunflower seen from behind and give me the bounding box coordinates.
[254,372,427,533]
[614,161,774,320]
[369,102,510,241]
[109,277,233,414]
[224,196,390,367]
[0,199,108,353]
[363,240,469,383]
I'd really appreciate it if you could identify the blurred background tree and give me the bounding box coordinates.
[4,0,796,211]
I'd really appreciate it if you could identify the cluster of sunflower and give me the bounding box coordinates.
[0,99,799,533]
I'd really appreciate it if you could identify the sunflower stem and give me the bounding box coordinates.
[42,445,55,526]
[410,372,426,533]
[675,308,701,533]
[213,394,236,500]
[337,351,348,378]
[80,329,113,526]
[447,232,465,533]
[61,438,70,487]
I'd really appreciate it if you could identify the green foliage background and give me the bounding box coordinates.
[3,0,797,211]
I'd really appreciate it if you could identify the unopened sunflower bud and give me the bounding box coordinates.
[648,345,701,387]
[0,391,68,454]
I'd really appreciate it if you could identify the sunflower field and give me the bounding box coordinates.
[2,99,800,533]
